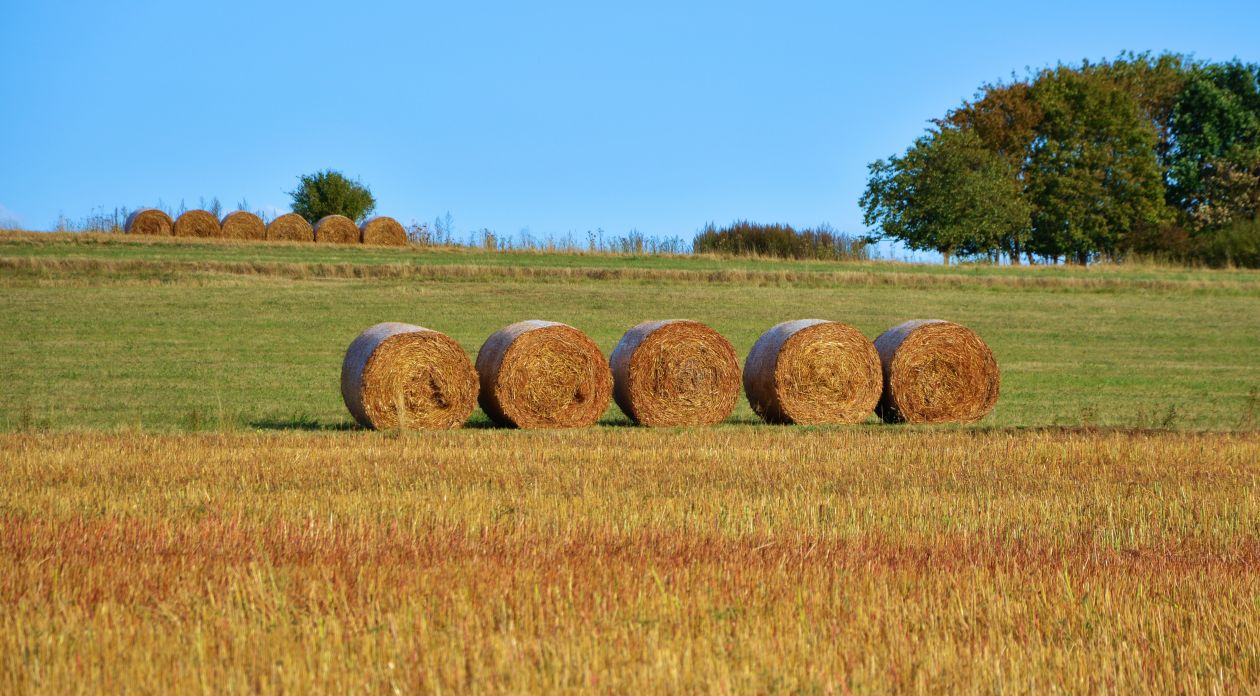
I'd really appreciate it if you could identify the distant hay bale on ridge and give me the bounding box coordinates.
[743,319,882,425]
[340,322,479,430]
[873,319,1000,424]
[266,213,314,242]
[173,210,221,238]
[220,211,265,240]
[314,214,360,244]
[124,209,173,236]
[610,320,740,427]
[476,320,612,428]
[360,216,408,246]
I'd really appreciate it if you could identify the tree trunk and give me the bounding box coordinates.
[1075,251,1090,266]
[942,248,952,266]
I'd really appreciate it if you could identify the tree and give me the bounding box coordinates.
[287,170,376,223]
[861,127,1032,265]
[1167,61,1260,229]
[1025,66,1168,263]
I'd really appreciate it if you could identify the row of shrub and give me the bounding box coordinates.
[692,220,870,260]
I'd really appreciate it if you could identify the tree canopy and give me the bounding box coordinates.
[287,170,377,224]
[863,53,1260,266]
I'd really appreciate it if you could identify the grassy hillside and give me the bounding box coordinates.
[4,232,1260,693]
[2,232,1258,431]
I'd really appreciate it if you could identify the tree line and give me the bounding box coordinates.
[861,52,1260,266]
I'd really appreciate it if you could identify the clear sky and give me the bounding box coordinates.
[2,0,1258,251]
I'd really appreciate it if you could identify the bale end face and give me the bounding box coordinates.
[744,319,882,425]
[314,215,361,244]
[341,322,479,430]
[874,320,1000,424]
[610,320,740,427]
[124,209,173,236]
[266,213,314,242]
[360,217,408,246]
[476,320,612,428]
[220,211,266,240]
[173,210,222,238]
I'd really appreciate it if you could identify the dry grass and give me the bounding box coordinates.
[2,428,1258,693]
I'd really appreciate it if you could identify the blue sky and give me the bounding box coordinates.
[2,0,1258,253]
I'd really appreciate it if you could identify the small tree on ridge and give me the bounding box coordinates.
[288,169,376,223]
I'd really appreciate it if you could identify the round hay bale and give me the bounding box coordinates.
[743,319,882,425]
[340,322,479,430]
[124,208,173,236]
[360,216,408,246]
[173,209,221,238]
[609,320,740,427]
[314,214,360,244]
[873,319,1000,424]
[220,211,265,240]
[475,320,612,428]
[266,213,314,242]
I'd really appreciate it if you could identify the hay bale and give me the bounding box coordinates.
[340,322,479,430]
[873,319,1000,424]
[743,319,882,425]
[610,320,740,427]
[220,211,265,240]
[266,213,314,242]
[173,209,222,238]
[314,214,360,244]
[124,208,173,236]
[476,320,612,428]
[360,216,408,246]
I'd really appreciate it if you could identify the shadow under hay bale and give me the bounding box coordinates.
[476,320,612,428]
[124,209,173,236]
[341,322,479,430]
[314,214,360,244]
[744,319,882,425]
[266,213,314,242]
[360,216,408,246]
[610,320,740,427]
[173,210,221,238]
[873,319,1000,424]
[220,211,265,241]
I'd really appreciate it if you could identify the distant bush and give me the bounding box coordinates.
[692,220,869,261]
[1193,219,1260,268]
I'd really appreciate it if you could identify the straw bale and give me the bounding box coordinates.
[476,320,612,428]
[610,320,740,427]
[124,208,173,236]
[873,319,1000,424]
[220,211,265,240]
[743,319,882,424]
[173,209,221,238]
[314,214,360,244]
[360,216,407,246]
[266,213,314,242]
[341,322,478,430]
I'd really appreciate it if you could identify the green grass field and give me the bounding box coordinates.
[2,231,1258,431]
[3,232,1260,692]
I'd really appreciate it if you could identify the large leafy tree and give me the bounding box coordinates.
[1025,66,1168,263]
[1167,61,1260,229]
[288,170,377,223]
[861,127,1032,265]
